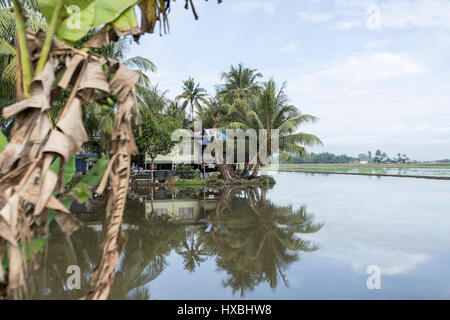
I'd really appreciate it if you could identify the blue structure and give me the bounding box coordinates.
[75,153,98,173]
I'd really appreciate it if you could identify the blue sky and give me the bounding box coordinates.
[130,0,450,161]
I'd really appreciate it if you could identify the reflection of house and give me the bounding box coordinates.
[145,196,218,224]
[86,223,137,232]
[146,199,200,223]
[69,199,91,213]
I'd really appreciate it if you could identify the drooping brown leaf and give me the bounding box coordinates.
[84,67,139,300]
[58,54,86,90]
[0,12,179,298]
[0,57,58,172]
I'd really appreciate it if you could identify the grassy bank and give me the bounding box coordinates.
[174,176,275,187]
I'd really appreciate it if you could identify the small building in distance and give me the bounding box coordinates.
[75,153,98,173]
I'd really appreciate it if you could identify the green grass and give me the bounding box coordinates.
[174,179,208,186]
[173,176,274,187]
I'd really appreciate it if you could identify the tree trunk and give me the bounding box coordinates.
[151,159,154,182]
[218,164,234,182]
[251,161,260,179]
[240,162,250,178]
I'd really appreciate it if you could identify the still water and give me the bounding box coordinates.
[31,172,450,299]
[282,166,450,177]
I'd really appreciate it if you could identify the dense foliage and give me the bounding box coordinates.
[290,152,358,164]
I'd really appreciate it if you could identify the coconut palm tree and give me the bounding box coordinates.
[197,95,228,129]
[136,84,169,115]
[165,99,189,128]
[176,77,208,121]
[72,35,156,154]
[107,36,156,87]
[217,63,262,112]
[82,102,116,154]
[0,3,46,135]
[228,80,323,177]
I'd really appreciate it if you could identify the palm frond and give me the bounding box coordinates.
[124,56,157,74]
[281,132,323,147]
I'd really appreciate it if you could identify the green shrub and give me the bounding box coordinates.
[175,164,200,179]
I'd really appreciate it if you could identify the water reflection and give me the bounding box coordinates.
[30,185,322,300]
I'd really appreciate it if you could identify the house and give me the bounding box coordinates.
[143,128,229,170]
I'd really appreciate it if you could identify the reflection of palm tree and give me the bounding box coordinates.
[29,185,323,299]
[108,214,185,299]
[28,215,103,299]
[205,187,323,296]
[176,229,208,273]
[30,201,185,300]
[109,254,165,300]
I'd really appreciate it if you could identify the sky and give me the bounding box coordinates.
[130,0,450,161]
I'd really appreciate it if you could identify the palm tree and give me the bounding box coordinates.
[136,84,169,115]
[73,35,156,154]
[217,63,262,132]
[217,63,262,112]
[176,77,208,121]
[228,80,323,177]
[197,95,228,129]
[0,3,46,135]
[109,37,156,87]
[82,103,116,154]
[165,99,189,128]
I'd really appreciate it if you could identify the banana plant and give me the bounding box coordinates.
[1,131,107,273]
[0,0,223,300]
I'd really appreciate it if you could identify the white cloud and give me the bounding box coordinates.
[323,244,429,276]
[379,0,450,29]
[280,40,299,53]
[334,0,450,30]
[318,52,425,84]
[299,11,333,23]
[264,49,449,160]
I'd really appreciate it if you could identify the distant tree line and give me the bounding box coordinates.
[287,150,412,164]
[360,150,410,164]
[435,159,450,164]
[289,152,358,164]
